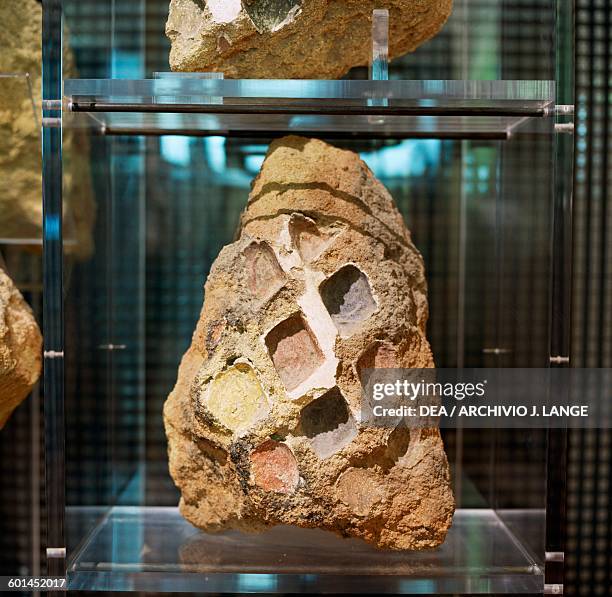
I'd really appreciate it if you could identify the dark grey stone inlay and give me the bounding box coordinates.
[320,264,377,336]
[299,388,357,459]
[242,0,302,33]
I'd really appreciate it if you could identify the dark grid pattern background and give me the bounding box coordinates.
[566,0,612,595]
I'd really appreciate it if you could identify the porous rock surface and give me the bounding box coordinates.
[164,136,454,550]
[167,0,453,78]
[0,268,42,428]
[0,0,95,259]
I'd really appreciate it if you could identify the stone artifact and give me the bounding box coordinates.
[165,136,454,550]
[0,0,95,259]
[167,0,453,78]
[0,268,42,428]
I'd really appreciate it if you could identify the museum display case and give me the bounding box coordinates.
[41,0,574,593]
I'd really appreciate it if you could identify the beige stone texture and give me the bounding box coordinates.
[164,136,454,550]
[0,268,42,428]
[167,0,453,79]
[0,0,95,259]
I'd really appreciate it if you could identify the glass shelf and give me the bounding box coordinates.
[67,507,543,594]
[63,79,555,139]
[75,112,544,140]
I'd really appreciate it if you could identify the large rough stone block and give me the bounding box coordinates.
[166,0,453,78]
[0,268,42,428]
[164,136,454,550]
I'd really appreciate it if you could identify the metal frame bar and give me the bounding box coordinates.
[100,127,514,141]
[69,99,550,118]
[42,0,66,578]
[544,0,576,592]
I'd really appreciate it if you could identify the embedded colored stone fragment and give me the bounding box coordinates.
[320,265,377,337]
[0,268,42,428]
[243,241,285,301]
[299,388,357,459]
[265,313,323,391]
[206,363,267,432]
[289,214,328,263]
[358,341,399,370]
[242,0,303,33]
[336,468,384,516]
[250,440,299,493]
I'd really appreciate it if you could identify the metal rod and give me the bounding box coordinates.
[70,99,549,118]
[100,126,511,141]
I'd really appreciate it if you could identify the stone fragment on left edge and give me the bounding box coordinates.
[0,268,42,428]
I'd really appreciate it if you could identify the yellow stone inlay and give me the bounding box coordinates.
[207,363,267,432]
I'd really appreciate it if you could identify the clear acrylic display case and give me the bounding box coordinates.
[42,0,574,593]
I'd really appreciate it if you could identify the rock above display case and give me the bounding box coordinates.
[0,268,42,428]
[164,136,454,550]
[166,0,453,78]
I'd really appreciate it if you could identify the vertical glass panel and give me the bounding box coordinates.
[63,0,147,567]
[64,128,147,560]
[492,117,554,559]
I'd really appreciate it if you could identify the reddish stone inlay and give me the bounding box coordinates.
[357,341,399,373]
[265,313,324,391]
[356,341,401,392]
[243,241,285,301]
[336,468,384,516]
[217,34,231,53]
[250,440,299,494]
